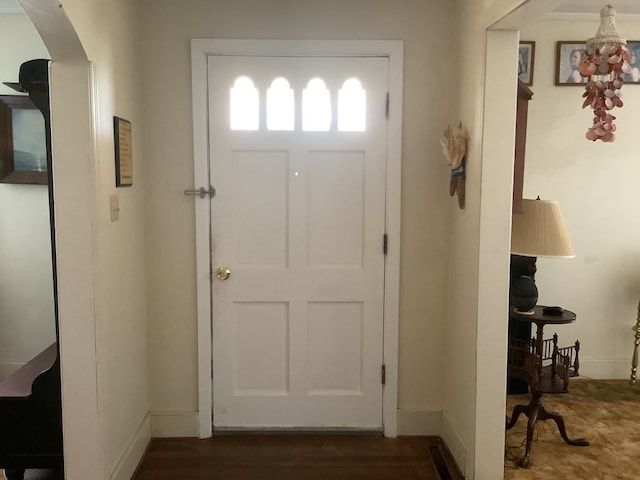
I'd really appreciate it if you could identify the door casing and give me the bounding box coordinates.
[190,38,403,438]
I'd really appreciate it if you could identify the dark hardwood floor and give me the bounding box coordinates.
[133,435,463,480]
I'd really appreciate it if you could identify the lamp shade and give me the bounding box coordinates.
[511,199,575,258]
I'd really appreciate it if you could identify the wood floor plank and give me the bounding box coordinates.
[133,435,463,480]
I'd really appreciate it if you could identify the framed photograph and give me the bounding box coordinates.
[518,41,535,86]
[0,95,47,185]
[556,41,589,86]
[623,41,640,84]
[114,116,133,187]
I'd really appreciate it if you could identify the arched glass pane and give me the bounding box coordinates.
[267,77,294,131]
[302,78,331,132]
[338,78,366,132]
[230,76,259,131]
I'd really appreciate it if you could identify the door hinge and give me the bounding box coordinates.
[385,92,390,119]
[383,233,388,255]
[381,364,386,385]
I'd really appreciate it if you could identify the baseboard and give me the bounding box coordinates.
[579,359,631,380]
[151,411,198,438]
[440,408,466,478]
[111,412,151,480]
[396,408,441,435]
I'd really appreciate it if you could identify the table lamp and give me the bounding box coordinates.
[510,198,575,314]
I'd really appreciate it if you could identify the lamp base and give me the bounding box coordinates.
[512,307,535,316]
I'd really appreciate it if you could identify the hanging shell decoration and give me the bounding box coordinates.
[440,122,468,209]
[580,4,629,142]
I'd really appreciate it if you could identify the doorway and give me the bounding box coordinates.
[191,39,403,437]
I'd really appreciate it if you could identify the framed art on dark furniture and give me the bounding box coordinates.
[0,95,47,185]
[518,41,535,86]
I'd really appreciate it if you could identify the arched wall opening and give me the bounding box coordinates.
[18,1,106,478]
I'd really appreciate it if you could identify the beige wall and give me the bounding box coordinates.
[520,18,640,379]
[0,14,55,378]
[139,0,456,434]
[21,2,639,480]
[445,1,532,478]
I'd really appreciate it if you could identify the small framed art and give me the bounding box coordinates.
[114,116,133,187]
[555,41,589,86]
[518,41,535,86]
[623,41,640,83]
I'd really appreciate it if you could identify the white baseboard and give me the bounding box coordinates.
[440,409,466,478]
[579,359,632,380]
[111,412,151,480]
[151,411,198,438]
[396,408,441,435]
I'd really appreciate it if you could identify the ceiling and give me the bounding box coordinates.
[1,0,640,17]
[552,0,640,16]
[0,0,20,13]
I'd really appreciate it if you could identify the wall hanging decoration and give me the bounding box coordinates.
[579,4,630,142]
[440,122,468,209]
[0,95,47,184]
[114,116,133,186]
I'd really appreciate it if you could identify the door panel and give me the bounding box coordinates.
[208,55,388,429]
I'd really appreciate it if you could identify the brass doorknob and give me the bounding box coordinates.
[216,266,231,281]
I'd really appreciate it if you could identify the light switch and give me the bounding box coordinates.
[110,193,120,222]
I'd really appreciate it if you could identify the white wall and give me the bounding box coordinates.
[445,1,534,478]
[0,14,55,379]
[520,18,640,379]
[139,0,457,436]
[21,0,152,478]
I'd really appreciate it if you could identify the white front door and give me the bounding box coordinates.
[206,53,389,430]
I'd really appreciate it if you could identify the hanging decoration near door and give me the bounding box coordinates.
[579,4,630,142]
[440,122,468,209]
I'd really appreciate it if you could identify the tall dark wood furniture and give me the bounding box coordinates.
[0,59,63,480]
[507,81,535,394]
[506,306,588,468]
[513,80,533,215]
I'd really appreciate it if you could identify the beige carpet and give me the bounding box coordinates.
[1,470,61,479]
[505,378,640,479]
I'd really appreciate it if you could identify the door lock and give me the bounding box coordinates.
[184,186,216,199]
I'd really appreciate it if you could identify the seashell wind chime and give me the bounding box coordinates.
[579,4,630,142]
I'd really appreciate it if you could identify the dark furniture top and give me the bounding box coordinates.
[0,344,57,398]
[0,59,63,480]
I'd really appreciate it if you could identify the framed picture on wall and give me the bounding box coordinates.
[623,41,640,84]
[556,41,589,86]
[114,116,133,187]
[518,41,535,86]
[556,41,640,85]
[0,95,47,185]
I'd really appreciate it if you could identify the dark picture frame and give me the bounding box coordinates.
[0,95,47,185]
[518,41,535,86]
[556,41,640,86]
[623,41,640,84]
[114,116,133,187]
[556,41,589,86]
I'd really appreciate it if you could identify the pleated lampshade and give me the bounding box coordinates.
[511,198,575,258]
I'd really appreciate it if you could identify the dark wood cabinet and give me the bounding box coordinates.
[513,80,533,214]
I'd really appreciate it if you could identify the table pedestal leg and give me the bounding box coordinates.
[506,392,589,468]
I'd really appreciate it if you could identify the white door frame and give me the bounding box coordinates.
[190,39,403,438]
